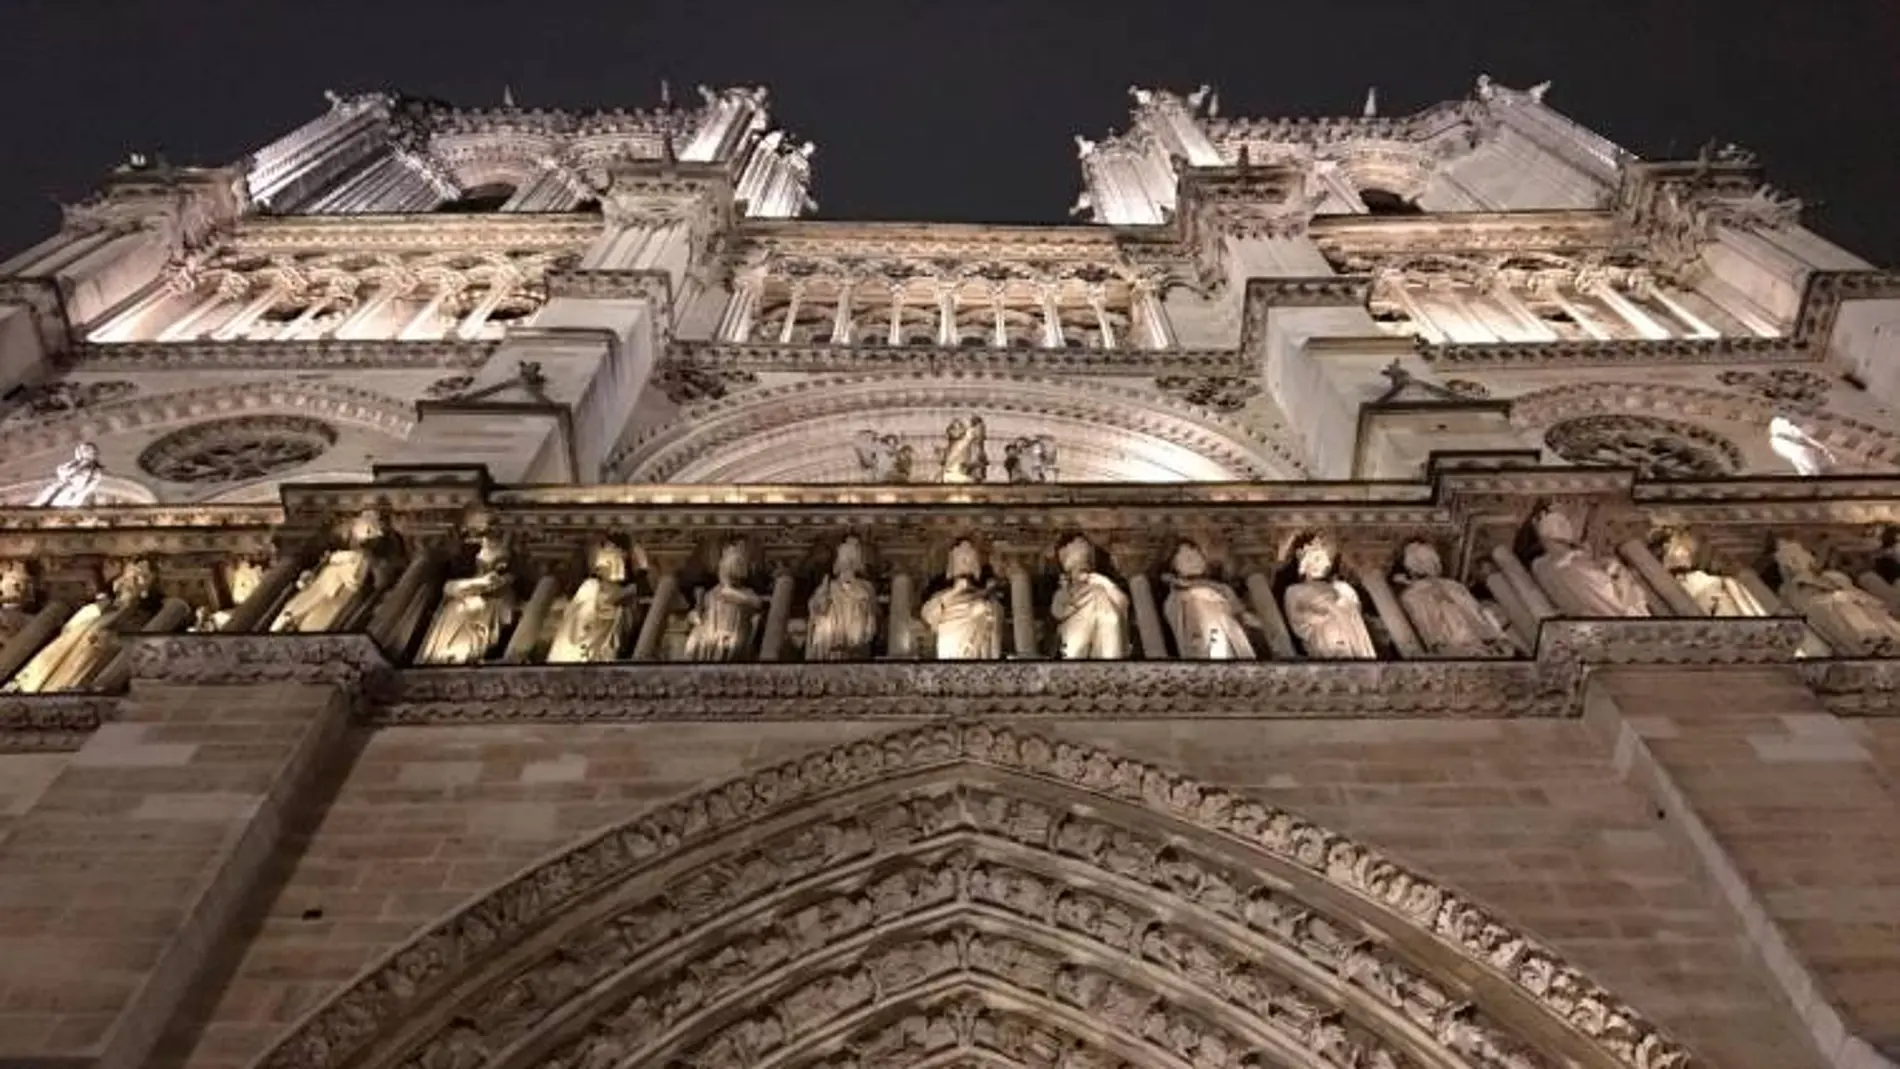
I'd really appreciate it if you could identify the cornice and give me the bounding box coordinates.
[736,220,1123,263]
[1203,100,1478,148]
[1421,335,1807,370]
[663,339,1252,377]
[227,212,603,253]
[69,339,496,372]
[1310,209,1627,257]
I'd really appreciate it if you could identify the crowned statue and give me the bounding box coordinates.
[1283,538,1377,659]
[683,542,765,662]
[1657,530,1767,618]
[416,535,518,665]
[547,541,647,664]
[806,536,879,661]
[1393,540,1515,657]
[4,559,155,693]
[1161,541,1258,659]
[1773,538,1900,655]
[1527,507,1651,618]
[1051,535,1129,659]
[269,511,388,633]
[919,539,1002,660]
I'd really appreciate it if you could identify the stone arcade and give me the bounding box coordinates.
[1,79,1899,1069]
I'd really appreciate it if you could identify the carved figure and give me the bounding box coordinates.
[270,511,386,633]
[1283,539,1377,659]
[199,558,265,633]
[1003,436,1058,484]
[852,430,914,483]
[416,536,517,666]
[1657,530,1767,617]
[1527,508,1651,617]
[4,559,154,693]
[807,536,878,661]
[1769,415,1836,477]
[1051,536,1129,660]
[919,539,1001,660]
[29,442,104,508]
[1394,541,1515,657]
[547,542,646,664]
[1160,542,1257,660]
[937,417,989,484]
[683,542,764,662]
[1773,539,1900,655]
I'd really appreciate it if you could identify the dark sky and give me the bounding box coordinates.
[2,0,1897,261]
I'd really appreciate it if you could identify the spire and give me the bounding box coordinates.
[1362,87,1378,118]
[501,84,515,108]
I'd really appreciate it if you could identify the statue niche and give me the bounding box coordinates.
[270,510,390,633]
[683,542,765,662]
[918,539,1002,660]
[4,559,156,693]
[806,536,878,661]
[1160,541,1258,659]
[1050,534,1129,660]
[547,541,647,664]
[416,535,518,666]
[1282,536,1377,660]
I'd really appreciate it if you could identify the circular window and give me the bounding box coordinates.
[1543,414,1740,479]
[139,416,339,485]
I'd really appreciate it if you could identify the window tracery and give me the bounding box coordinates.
[1543,414,1741,479]
[137,415,340,484]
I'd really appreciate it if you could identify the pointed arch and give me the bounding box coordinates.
[249,723,1694,1069]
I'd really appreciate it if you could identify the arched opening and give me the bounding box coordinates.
[252,723,1698,1069]
[1359,188,1424,216]
[437,183,517,214]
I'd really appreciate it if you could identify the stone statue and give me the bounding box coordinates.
[1528,508,1651,618]
[269,511,386,633]
[199,558,265,633]
[547,542,647,664]
[417,535,517,666]
[30,442,104,508]
[1393,541,1515,657]
[1003,436,1057,484]
[1658,530,1767,617]
[1160,542,1258,660]
[852,431,914,483]
[937,417,989,484]
[683,542,764,662]
[0,561,35,645]
[1769,416,1836,477]
[1283,538,1377,659]
[806,536,878,661]
[1051,535,1129,660]
[918,539,1001,660]
[1773,539,1900,655]
[4,559,154,693]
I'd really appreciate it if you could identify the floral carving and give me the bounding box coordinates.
[1543,414,1740,479]
[1716,368,1830,409]
[138,415,339,484]
[1153,375,1262,413]
[652,363,762,404]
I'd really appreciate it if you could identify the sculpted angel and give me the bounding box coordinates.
[1161,541,1258,660]
[1283,538,1377,659]
[806,536,878,661]
[547,542,647,664]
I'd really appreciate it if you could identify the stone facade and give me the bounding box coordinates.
[0,78,1898,1069]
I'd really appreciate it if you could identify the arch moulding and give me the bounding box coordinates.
[250,722,1696,1069]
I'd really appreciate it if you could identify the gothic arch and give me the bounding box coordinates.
[0,381,416,469]
[1507,380,1900,472]
[251,723,1694,1069]
[611,373,1309,483]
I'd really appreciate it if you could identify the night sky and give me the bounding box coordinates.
[1,0,1896,261]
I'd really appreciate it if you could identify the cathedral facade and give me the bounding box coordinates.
[0,78,1897,1069]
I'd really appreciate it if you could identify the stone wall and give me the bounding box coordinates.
[141,712,1833,1069]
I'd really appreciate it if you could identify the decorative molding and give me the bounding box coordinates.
[663,339,1252,378]
[70,339,496,372]
[226,212,602,253]
[126,633,390,687]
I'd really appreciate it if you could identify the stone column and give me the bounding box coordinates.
[886,288,904,345]
[758,568,798,661]
[1489,546,1559,619]
[633,571,680,662]
[1486,283,1559,342]
[1242,572,1298,659]
[503,573,564,664]
[154,289,232,343]
[1125,573,1168,659]
[1549,288,1615,340]
[0,600,73,685]
[989,285,1009,348]
[366,545,447,657]
[777,283,804,344]
[0,636,376,1069]
[221,552,306,634]
[1088,287,1116,349]
[1642,282,1720,339]
[937,287,957,347]
[1358,569,1424,658]
[1586,280,1672,340]
[208,283,290,341]
[91,598,195,693]
[1008,563,1038,658]
[1482,566,1538,647]
[886,570,916,659]
[830,280,855,345]
[1039,286,1065,348]
[1618,539,1705,616]
[1857,572,1900,617]
[454,277,518,340]
[1134,282,1176,349]
[1379,276,1449,344]
[1734,565,1834,658]
[397,286,455,341]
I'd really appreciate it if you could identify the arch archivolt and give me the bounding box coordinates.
[1507,379,1900,472]
[255,724,1693,1069]
[611,373,1308,483]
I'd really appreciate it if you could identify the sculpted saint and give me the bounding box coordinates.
[1393,541,1515,657]
[1051,535,1129,660]
[1527,508,1651,618]
[1658,531,1767,618]
[1283,538,1377,659]
[918,539,1001,660]
[683,542,764,662]
[4,559,154,693]
[0,562,35,646]
[1773,538,1900,655]
[30,442,104,508]
[938,417,989,484]
[1161,541,1258,660]
[806,536,878,661]
[270,511,387,633]
[417,536,518,666]
[547,542,646,664]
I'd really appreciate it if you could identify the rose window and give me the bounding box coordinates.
[1543,414,1741,479]
[138,416,339,484]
